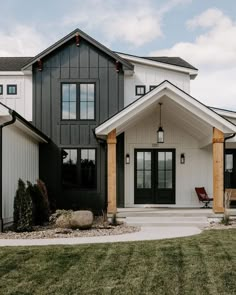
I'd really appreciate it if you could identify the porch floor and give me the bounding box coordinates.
[117,208,236,229]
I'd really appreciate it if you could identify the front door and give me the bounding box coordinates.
[134,149,175,204]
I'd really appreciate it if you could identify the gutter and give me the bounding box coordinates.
[224,133,236,201]
[0,112,16,232]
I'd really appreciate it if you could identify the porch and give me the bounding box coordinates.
[116,207,236,228]
[95,81,236,214]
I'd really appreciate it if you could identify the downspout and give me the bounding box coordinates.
[224,133,236,201]
[0,111,16,231]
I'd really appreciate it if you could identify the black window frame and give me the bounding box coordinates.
[61,147,97,190]
[149,85,156,91]
[135,85,146,96]
[7,84,17,95]
[61,82,96,121]
[0,85,3,95]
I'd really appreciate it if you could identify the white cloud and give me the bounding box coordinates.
[63,0,191,47]
[150,8,236,109]
[0,25,46,56]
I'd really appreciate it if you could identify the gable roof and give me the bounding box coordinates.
[141,56,197,70]
[115,52,197,70]
[0,57,32,71]
[0,102,49,143]
[95,80,236,137]
[22,28,134,71]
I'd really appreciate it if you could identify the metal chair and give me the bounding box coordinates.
[195,187,213,208]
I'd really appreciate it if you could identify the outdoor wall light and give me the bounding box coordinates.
[126,154,130,164]
[157,102,164,143]
[180,153,185,164]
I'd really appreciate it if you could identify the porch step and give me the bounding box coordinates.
[117,208,218,218]
[124,216,209,229]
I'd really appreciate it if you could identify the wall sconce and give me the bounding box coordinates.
[126,154,130,164]
[180,153,185,164]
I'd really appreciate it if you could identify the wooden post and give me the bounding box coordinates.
[212,127,224,213]
[107,129,117,214]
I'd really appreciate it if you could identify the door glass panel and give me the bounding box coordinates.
[137,171,143,188]
[145,171,151,188]
[137,152,144,170]
[158,152,165,169]
[166,152,172,170]
[166,171,172,188]
[158,170,165,188]
[145,152,151,169]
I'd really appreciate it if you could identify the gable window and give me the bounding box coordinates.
[61,83,95,120]
[80,84,95,120]
[0,85,3,95]
[7,85,17,95]
[62,84,76,119]
[149,85,156,91]
[135,85,146,96]
[62,148,96,189]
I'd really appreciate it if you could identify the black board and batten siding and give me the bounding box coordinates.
[34,38,125,211]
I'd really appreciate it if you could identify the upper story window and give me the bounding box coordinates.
[0,85,3,95]
[149,85,156,91]
[135,85,146,96]
[62,148,96,189]
[61,83,95,120]
[7,85,17,95]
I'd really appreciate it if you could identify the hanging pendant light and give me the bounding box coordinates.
[157,102,164,143]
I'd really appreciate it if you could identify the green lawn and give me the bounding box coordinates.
[0,230,235,295]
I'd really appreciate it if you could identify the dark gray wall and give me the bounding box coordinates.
[33,38,124,211]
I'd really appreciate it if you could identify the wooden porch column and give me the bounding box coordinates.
[107,129,117,214]
[213,127,224,213]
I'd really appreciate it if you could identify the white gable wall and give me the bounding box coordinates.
[124,110,213,207]
[124,63,190,106]
[2,124,39,224]
[0,73,32,121]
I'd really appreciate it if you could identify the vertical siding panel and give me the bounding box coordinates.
[41,68,51,136]
[108,66,118,116]
[99,68,108,122]
[2,126,40,222]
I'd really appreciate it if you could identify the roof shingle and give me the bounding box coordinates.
[0,57,33,71]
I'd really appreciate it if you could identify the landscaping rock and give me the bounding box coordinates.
[70,210,93,229]
[55,213,71,228]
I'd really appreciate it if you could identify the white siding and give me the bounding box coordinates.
[2,124,39,222]
[124,63,191,106]
[124,110,213,207]
[0,74,32,121]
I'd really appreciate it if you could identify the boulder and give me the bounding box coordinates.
[70,210,93,229]
[55,213,71,228]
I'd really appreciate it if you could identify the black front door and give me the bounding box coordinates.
[134,149,175,204]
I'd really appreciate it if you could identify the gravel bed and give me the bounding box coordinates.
[205,217,236,230]
[0,223,140,240]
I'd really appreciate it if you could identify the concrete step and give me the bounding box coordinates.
[124,216,209,229]
[117,210,217,218]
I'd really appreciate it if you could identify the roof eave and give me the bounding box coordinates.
[21,28,134,71]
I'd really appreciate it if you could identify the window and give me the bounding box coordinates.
[80,84,95,119]
[135,85,146,96]
[149,85,156,91]
[0,85,3,95]
[158,152,173,189]
[62,84,76,119]
[136,151,151,189]
[62,148,96,189]
[7,85,17,95]
[61,83,95,120]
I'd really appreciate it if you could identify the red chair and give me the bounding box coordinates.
[195,187,213,208]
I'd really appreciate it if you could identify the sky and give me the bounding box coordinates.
[1,0,236,110]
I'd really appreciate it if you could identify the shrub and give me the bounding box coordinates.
[27,180,50,226]
[13,179,33,232]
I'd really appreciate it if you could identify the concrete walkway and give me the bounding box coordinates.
[0,226,202,247]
